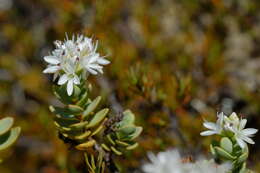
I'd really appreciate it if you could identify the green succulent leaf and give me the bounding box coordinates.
[54,117,80,128]
[116,110,135,128]
[0,117,14,136]
[86,108,109,128]
[76,92,88,107]
[50,106,80,118]
[74,130,91,140]
[220,137,233,153]
[115,140,130,147]
[83,96,102,120]
[53,85,73,104]
[129,127,142,140]
[111,146,122,155]
[214,146,236,160]
[107,134,116,145]
[91,124,105,136]
[101,143,111,151]
[69,121,89,129]
[237,152,249,164]
[72,85,81,98]
[210,144,217,157]
[67,105,84,114]
[126,142,138,150]
[238,162,247,173]
[76,140,96,150]
[0,127,21,151]
[116,126,136,140]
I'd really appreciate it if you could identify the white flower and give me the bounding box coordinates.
[43,34,110,92]
[43,49,63,77]
[225,113,258,149]
[201,112,258,149]
[57,61,80,96]
[223,112,240,130]
[200,112,225,136]
[83,53,110,75]
[142,150,186,173]
[142,149,231,173]
[185,159,231,173]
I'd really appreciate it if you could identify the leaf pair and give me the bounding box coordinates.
[101,110,142,155]
[0,117,21,163]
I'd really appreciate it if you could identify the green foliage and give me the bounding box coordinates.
[101,110,143,155]
[84,152,105,173]
[211,137,253,173]
[1,0,260,172]
[50,84,108,151]
[50,83,142,172]
[0,117,21,163]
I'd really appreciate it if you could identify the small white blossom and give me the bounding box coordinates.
[43,50,63,75]
[225,112,258,149]
[43,34,110,95]
[224,112,240,130]
[200,112,225,136]
[201,112,258,149]
[57,61,80,96]
[142,149,231,173]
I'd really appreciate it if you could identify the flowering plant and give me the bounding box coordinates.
[201,112,257,173]
[43,34,142,172]
[142,112,257,173]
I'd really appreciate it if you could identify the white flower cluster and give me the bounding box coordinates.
[142,149,231,173]
[200,112,258,149]
[43,34,110,95]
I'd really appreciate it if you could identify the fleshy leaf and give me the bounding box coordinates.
[86,108,109,128]
[0,127,21,151]
[83,96,102,120]
[0,117,14,136]
[214,146,236,160]
[220,137,233,153]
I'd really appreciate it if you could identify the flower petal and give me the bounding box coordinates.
[236,138,246,149]
[87,67,98,75]
[242,128,258,136]
[203,122,217,130]
[73,75,80,85]
[88,64,102,69]
[241,136,255,144]
[200,130,216,136]
[44,56,60,65]
[67,79,74,96]
[239,119,247,130]
[43,66,60,73]
[58,74,68,85]
[88,54,99,63]
[97,58,110,65]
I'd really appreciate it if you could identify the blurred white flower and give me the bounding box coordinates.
[225,113,258,149]
[185,159,231,173]
[143,150,184,173]
[200,112,225,136]
[142,149,230,173]
[43,34,110,95]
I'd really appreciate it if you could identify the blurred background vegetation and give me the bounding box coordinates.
[0,0,260,172]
